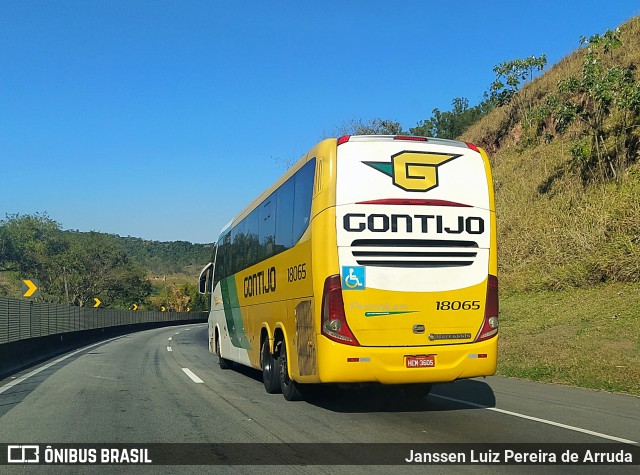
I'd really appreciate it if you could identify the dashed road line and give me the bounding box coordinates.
[181,368,203,384]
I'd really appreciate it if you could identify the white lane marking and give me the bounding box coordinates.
[0,336,123,395]
[181,368,203,384]
[430,394,638,445]
[174,332,180,335]
[185,329,191,331]
[168,337,172,341]
[167,347,172,352]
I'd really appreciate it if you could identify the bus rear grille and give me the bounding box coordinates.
[350,239,478,268]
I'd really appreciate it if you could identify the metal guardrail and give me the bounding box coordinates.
[0,296,207,344]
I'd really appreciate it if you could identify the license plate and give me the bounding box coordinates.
[405,355,435,368]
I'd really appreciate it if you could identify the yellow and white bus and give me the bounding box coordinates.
[199,135,498,401]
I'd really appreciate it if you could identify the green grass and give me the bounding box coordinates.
[498,283,640,395]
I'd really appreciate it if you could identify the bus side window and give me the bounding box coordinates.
[292,158,316,243]
[245,209,259,269]
[220,233,232,283]
[231,220,246,276]
[275,177,294,252]
[259,195,276,261]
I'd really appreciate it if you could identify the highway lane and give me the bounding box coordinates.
[0,324,638,473]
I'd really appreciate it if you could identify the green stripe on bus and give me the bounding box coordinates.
[220,277,252,350]
[364,311,418,317]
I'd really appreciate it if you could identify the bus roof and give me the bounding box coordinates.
[337,135,474,150]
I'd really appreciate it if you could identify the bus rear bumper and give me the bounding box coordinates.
[314,336,498,384]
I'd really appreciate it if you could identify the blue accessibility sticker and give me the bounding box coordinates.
[342,266,366,290]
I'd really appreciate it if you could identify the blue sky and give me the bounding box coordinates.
[2,1,638,244]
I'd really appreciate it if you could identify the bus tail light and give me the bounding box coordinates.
[393,135,427,142]
[357,198,471,207]
[321,275,360,346]
[474,275,499,342]
[466,142,480,153]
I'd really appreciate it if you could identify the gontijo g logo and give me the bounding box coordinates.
[364,151,461,192]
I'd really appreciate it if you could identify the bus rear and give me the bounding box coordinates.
[317,135,498,385]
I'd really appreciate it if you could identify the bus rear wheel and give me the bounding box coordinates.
[278,340,303,401]
[261,339,281,394]
[216,333,232,370]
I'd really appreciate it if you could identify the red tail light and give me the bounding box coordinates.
[321,275,359,346]
[337,135,351,145]
[357,198,471,207]
[475,275,499,342]
[393,135,427,141]
[466,142,480,152]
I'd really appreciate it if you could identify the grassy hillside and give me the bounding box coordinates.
[465,16,640,291]
[462,17,640,395]
[500,284,639,395]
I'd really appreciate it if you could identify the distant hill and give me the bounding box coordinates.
[463,16,640,290]
[115,236,214,277]
[0,211,214,307]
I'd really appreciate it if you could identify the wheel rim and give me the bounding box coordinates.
[280,346,290,387]
[262,343,272,375]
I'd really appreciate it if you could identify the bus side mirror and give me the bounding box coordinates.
[198,262,214,294]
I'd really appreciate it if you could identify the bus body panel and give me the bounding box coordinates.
[339,279,489,347]
[316,335,497,384]
[210,235,313,369]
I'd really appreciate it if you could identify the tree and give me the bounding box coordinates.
[410,97,492,139]
[489,55,547,107]
[58,232,152,307]
[331,117,405,136]
[0,213,68,299]
[554,28,640,181]
[0,214,152,307]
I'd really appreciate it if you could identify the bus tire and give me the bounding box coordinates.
[216,333,232,370]
[261,339,281,394]
[278,339,303,401]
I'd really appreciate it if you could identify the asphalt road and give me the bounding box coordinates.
[0,324,638,474]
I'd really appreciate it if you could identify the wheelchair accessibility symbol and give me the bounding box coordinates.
[342,266,366,290]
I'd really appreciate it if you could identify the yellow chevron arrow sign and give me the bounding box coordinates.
[22,279,39,298]
[93,297,102,308]
[132,304,138,311]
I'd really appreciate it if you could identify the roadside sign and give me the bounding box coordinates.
[22,279,39,298]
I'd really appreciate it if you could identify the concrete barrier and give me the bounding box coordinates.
[0,319,206,379]
[0,296,208,379]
